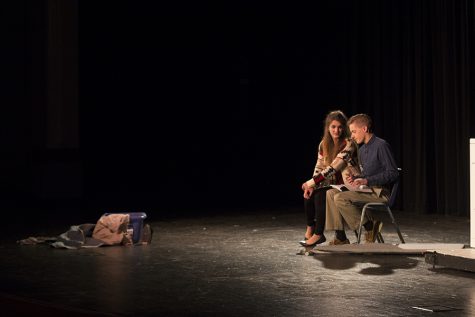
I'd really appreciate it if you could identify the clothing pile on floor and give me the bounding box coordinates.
[17,213,153,249]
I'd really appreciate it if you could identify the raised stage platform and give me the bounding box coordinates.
[308,242,475,272]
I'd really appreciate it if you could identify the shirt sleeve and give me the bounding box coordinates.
[366,141,399,186]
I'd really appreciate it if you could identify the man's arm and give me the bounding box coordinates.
[365,141,398,186]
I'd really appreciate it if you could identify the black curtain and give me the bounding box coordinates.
[340,0,474,215]
[75,0,474,216]
[12,1,473,217]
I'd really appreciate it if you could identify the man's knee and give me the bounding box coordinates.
[334,192,351,208]
[326,189,339,201]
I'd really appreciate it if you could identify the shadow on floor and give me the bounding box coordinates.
[313,254,419,275]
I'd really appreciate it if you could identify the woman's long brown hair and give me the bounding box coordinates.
[321,110,350,165]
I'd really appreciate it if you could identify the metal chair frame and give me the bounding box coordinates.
[356,169,405,244]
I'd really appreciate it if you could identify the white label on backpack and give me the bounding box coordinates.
[126,228,134,241]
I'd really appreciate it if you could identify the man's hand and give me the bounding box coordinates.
[345,171,355,183]
[347,172,364,186]
[352,178,368,186]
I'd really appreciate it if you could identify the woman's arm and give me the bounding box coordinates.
[305,139,358,188]
[312,142,326,176]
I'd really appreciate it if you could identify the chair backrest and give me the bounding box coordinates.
[387,168,401,208]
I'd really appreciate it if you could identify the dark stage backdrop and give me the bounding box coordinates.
[4,1,474,218]
[78,2,352,214]
[340,0,474,215]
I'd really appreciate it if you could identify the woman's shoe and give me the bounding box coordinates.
[299,234,326,247]
[304,226,315,241]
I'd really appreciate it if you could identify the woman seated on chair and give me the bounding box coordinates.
[300,110,361,247]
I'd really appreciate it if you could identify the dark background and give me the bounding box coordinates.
[2,0,474,223]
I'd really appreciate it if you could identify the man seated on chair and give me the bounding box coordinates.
[323,113,399,244]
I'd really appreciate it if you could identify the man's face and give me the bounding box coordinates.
[349,123,367,144]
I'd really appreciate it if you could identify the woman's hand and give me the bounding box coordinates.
[302,182,314,199]
[303,187,314,199]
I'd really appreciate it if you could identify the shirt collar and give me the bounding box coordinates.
[365,134,376,146]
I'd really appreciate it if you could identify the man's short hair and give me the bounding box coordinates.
[348,114,373,132]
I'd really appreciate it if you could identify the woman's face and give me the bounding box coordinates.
[328,120,344,140]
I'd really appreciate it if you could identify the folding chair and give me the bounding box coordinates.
[356,169,405,244]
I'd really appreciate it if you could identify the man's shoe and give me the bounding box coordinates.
[328,237,350,245]
[365,220,383,243]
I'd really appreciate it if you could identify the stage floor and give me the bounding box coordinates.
[1,208,473,316]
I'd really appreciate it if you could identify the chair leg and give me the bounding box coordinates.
[386,208,405,244]
[357,206,367,244]
[365,213,385,243]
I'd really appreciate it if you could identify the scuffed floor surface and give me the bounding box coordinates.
[0,209,474,316]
